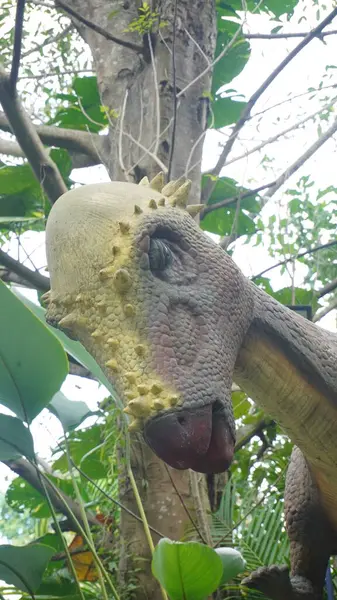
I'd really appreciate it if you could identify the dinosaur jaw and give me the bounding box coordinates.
[143,402,235,474]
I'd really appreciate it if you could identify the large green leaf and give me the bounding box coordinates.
[0,163,45,227]
[212,20,250,96]
[0,543,55,593]
[0,282,68,422]
[152,538,223,600]
[0,414,35,460]
[201,175,260,236]
[210,95,247,129]
[49,391,95,431]
[52,423,109,480]
[14,290,114,395]
[49,76,108,133]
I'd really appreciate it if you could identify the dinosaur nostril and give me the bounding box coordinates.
[177,415,186,426]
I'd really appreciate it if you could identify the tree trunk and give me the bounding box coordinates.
[58,1,217,597]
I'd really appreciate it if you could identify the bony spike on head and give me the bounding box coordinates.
[150,171,164,191]
[169,180,192,208]
[151,383,163,395]
[105,359,118,371]
[139,176,150,186]
[134,205,143,215]
[158,197,165,206]
[186,204,204,218]
[118,221,130,234]
[135,344,146,356]
[152,399,165,410]
[124,304,135,317]
[114,268,132,292]
[107,338,119,350]
[162,176,186,197]
[127,399,151,417]
[137,384,149,396]
[99,266,115,280]
[148,198,158,209]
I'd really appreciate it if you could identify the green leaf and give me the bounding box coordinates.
[215,547,246,584]
[0,543,55,593]
[6,476,51,518]
[212,20,250,96]
[0,282,68,422]
[49,76,107,133]
[200,175,260,237]
[49,391,95,431]
[152,538,223,600]
[14,290,114,395]
[210,96,247,128]
[0,415,35,460]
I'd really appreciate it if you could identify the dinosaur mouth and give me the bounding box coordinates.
[143,401,235,474]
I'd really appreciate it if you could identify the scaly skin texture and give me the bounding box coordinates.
[45,176,337,600]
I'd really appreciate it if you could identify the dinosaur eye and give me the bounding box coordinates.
[148,239,173,271]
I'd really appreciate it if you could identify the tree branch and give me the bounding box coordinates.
[0,136,101,168]
[313,296,337,323]
[252,240,337,280]
[200,182,272,219]
[10,0,26,93]
[0,249,50,292]
[318,277,337,299]
[245,29,337,40]
[235,419,275,452]
[201,112,337,218]
[3,457,103,533]
[201,6,337,203]
[55,0,144,54]
[22,24,73,58]
[262,115,337,203]
[0,111,105,162]
[224,98,337,167]
[0,67,67,204]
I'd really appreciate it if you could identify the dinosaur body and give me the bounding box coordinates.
[45,177,337,600]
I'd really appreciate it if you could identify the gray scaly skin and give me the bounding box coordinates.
[44,176,337,600]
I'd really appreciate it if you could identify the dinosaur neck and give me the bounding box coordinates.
[234,284,337,472]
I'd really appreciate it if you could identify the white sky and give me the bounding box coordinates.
[1,0,337,492]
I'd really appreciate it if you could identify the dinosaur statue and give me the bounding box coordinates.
[44,175,337,600]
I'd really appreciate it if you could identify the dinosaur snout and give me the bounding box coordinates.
[143,404,235,474]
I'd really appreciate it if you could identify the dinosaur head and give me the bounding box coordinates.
[45,175,253,474]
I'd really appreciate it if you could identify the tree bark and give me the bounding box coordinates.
[55,1,217,597]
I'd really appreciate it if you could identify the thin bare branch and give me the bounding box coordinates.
[245,29,337,40]
[22,24,73,58]
[318,277,337,299]
[0,248,50,291]
[10,0,26,93]
[55,0,143,53]
[202,6,337,203]
[313,297,337,323]
[0,111,105,162]
[0,67,67,203]
[252,240,337,280]
[225,98,337,167]
[148,33,161,158]
[77,464,165,538]
[200,182,272,219]
[262,115,337,203]
[167,0,178,180]
[177,20,244,99]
